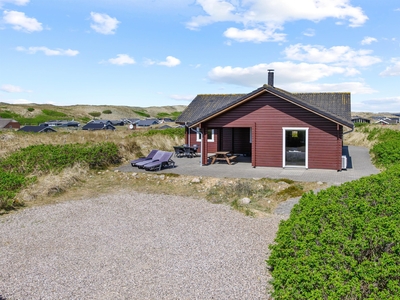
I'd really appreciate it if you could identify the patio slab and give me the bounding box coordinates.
[117,146,380,185]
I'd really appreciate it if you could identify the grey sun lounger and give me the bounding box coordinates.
[143,151,175,171]
[135,150,166,168]
[131,149,159,167]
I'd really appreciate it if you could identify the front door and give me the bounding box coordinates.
[283,128,308,168]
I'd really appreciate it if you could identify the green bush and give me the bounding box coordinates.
[41,109,67,117]
[0,142,121,212]
[131,127,185,139]
[133,110,150,118]
[0,142,121,175]
[0,170,32,212]
[267,166,400,299]
[27,107,35,112]
[89,112,101,117]
[102,109,112,114]
[369,129,400,168]
[0,110,19,119]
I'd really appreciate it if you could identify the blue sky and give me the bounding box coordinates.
[1,0,399,112]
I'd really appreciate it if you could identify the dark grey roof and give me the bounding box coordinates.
[176,85,353,128]
[82,123,116,130]
[137,119,159,126]
[18,126,56,133]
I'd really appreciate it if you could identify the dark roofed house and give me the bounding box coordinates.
[351,116,370,124]
[18,126,57,133]
[82,123,116,130]
[0,119,20,129]
[375,117,399,125]
[176,70,353,171]
[137,119,159,127]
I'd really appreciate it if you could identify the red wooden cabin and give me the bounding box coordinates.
[176,72,353,170]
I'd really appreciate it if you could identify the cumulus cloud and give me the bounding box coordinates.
[361,36,377,45]
[187,0,368,43]
[158,56,181,67]
[170,94,195,101]
[355,97,400,112]
[208,62,358,87]
[16,46,79,56]
[0,0,29,8]
[380,58,400,76]
[90,12,120,35]
[1,98,32,104]
[223,27,286,43]
[0,84,27,93]
[207,61,376,95]
[283,44,381,67]
[3,10,42,32]
[105,54,135,65]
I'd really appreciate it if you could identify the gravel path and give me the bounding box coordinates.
[0,192,285,300]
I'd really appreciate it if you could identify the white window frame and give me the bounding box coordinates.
[282,127,309,168]
[196,127,214,142]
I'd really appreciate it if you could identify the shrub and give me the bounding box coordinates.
[133,110,150,118]
[369,129,400,168]
[27,107,35,112]
[131,127,185,139]
[0,142,121,175]
[89,112,101,117]
[41,109,67,117]
[267,166,400,299]
[102,109,112,114]
[0,110,19,119]
[0,170,32,212]
[156,112,170,119]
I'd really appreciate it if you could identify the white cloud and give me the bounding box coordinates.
[361,36,377,45]
[283,44,381,67]
[16,46,79,56]
[170,94,195,101]
[355,97,400,112]
[143,58,156,66]
[303,28,315,37]
[2,98,32,104]
[187,0,368,43]
[3,10,42,32]
[380,58,400,77]
[283,81,376,94]
[0,84,26,93]
[0,0,29,8]
[90,12,120,35]
[105,54,135,65]
[223,27,286,43]
[208,61,359,88]
[158,56,181,67]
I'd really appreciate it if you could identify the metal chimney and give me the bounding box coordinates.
[268,69,274,87]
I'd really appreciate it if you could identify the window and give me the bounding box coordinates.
[282,127,308,168]
[196,127,214,142]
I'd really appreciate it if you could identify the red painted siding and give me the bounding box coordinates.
[197,92,343,170]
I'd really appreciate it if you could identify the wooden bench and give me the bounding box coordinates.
[227,155,237,162]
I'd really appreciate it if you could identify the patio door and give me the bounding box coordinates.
[283,128,308,168]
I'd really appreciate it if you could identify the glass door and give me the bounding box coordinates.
[283,128,308,168]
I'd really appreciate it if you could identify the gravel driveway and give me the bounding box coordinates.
[0,192,285,300]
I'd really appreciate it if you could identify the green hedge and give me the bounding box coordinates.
[0,142,121,212]
[267,166,400,299]
[0,142,121,175]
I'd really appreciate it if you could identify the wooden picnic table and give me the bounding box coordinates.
[209,151,237,165]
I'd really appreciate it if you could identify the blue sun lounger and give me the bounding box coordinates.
[135,150,166,168]
[143,151,175,171]
[131,149,159,167]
